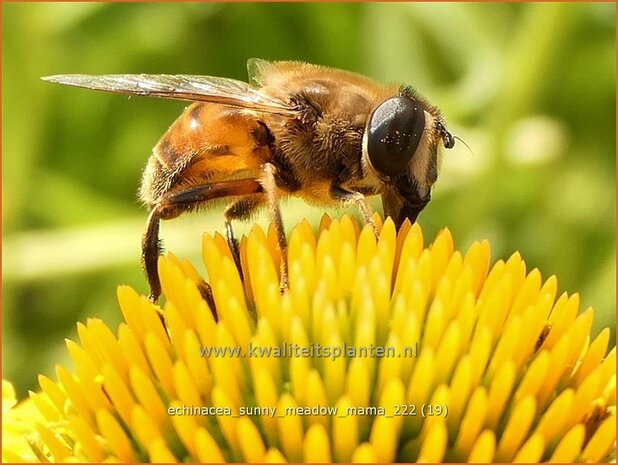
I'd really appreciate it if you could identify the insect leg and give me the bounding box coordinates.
[262,163,288,291]
[143,207,216,315]
[224,195,266,282]
[144,178,264,307]
[330,185,379,236]
[142,209,163,302]
[224,220,243,281]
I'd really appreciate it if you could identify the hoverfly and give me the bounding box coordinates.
[43,59,455,304]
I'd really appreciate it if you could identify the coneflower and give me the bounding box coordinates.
[2,215,615,463]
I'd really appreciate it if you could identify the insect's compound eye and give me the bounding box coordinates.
[367,96,425,177]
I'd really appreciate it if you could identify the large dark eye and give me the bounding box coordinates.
[367,96,425,177]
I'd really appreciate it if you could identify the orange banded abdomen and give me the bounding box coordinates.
[139,103,273,206]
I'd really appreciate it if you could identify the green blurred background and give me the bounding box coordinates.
[3,3,615,397]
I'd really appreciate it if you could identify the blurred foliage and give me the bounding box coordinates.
[2,3,615,397]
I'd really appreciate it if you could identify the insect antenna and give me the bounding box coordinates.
[453,135,474,156]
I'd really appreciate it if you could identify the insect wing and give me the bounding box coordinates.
[247,58,276,86]
[42,73,295,115]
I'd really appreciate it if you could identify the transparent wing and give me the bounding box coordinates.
[247,58,276,86]
[42,73,296,115]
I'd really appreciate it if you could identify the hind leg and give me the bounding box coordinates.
[142,178,264,304]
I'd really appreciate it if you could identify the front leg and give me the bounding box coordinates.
[330,184,379,236]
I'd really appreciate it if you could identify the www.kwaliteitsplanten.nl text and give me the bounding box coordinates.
[198,342,419,360]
